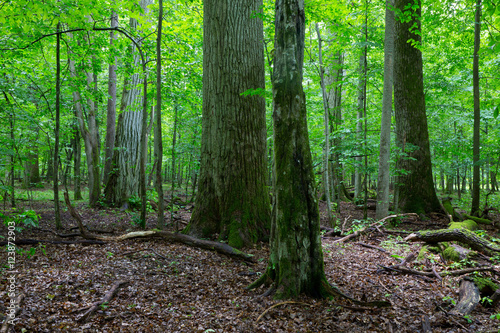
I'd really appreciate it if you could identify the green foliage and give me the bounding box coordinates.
[1,209,39,232]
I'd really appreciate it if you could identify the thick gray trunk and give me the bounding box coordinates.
[188,0,270,248]
[394,0,441,214]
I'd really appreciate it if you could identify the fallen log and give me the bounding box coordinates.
[377,264,499,279]
[450,278,480,316]
[463,213,492,225]
[98,230,255,263]
[405,228,500,256]
[63,192,255,263]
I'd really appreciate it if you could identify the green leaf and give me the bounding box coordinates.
[494,105,499,119]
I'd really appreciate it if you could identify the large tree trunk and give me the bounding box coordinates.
[250,0,328,299]
[104,0,152,208]
[375,0,394,220]
[186,0,270,248]
[471,0,482,215]
[103,12,118,186]
[394,0,442,214]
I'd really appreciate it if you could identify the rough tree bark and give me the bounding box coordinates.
[394,0,442,214]
[186,0,270,248]
[249,0,329,298]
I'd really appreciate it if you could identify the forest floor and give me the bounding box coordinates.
[2,192,500,332]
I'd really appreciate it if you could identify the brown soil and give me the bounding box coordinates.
[1,195,500,332]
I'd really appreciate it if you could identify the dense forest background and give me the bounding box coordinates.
[1,0,500,331]
[0,0,499,220]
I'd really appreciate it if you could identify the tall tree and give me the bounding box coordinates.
[375,0,394,220]
[186,0,270,248]
[54,22,62,229]
[155,0,165,228]
[471,0,482,215]
[103,12,118,186]
[249,0,328,298]
[104,0,152,208]
[394,0,441,214]
[315,24,333,225]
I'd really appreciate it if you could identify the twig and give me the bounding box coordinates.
[333,214,417,243]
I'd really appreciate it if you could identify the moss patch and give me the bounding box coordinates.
[442,246,461,262]
[471,276,498,295]
[448,220,478,231]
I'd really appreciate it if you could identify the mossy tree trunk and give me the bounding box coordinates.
[393,0,441,215]
[186,0,270,248]
[250,0,329,299]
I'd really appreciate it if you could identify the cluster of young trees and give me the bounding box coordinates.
[0,0,498,297]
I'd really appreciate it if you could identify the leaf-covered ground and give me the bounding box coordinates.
[2,197,500,332]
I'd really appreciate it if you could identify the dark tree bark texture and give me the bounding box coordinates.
[187,0,270,248]
[394,0,441,215]
[249,0,329,299]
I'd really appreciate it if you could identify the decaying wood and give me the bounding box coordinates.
[490,288,500,307]
[450,278,480,316]
[0,293,24,333]
[76,280,129,322]
[97,231,255,263]
[421,314,432,333]
[64,191,255,263]
[405,228,500,256]
[355,242,387,253]
[333,213,418,243]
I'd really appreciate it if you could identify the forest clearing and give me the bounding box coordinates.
[1,0,500,332]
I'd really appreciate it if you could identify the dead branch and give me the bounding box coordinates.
[333,213,417,243]
[64,192,255,263]
[76,280,129,322]
[377,264,498,279]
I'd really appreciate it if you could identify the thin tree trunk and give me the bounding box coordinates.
[171,103,178,230]
[103,12,118,186]
[315,24,333,225]
[471,0,482,215]
[73,125,83,200]
[54,22,62,229]
[376,0,394,220]
[354,51,365,199]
